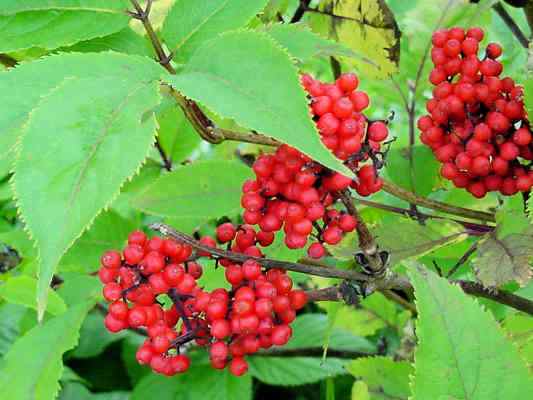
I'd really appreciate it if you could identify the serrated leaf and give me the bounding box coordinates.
[57,274,102,307]
[386,146,440,197]
[166,30,352,176]
[0,275,67,316]
[263,22,369,64]
[0,0,129,15]
[61,27,153,57]
[59,210,136,273]
[0,303,26,357]
[502,313,533,369]
[0,300,94,400]
[495,195,530,238]
[285,313,376,354]
[155,93,201,164]
[309,0,400,79]
[248,356,347,386]
[70,311,127,359]
[409,266,533,399]
[330,216,467,267]
[14,75,160,318]
[473,231,533,288]
[131,160,252,218]
[0,10,129,53]
[132,365,252,400]
[0,52,163,177]
[347,356,413,399]
[161,0,269,64]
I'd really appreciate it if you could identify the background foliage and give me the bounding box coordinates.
[0,0,532,399]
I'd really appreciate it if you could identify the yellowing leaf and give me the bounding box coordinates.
[310,0,400,78]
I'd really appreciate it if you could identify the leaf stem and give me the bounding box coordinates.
[381,180,496,223]
[154,136,172,171]
[493,2,529,48]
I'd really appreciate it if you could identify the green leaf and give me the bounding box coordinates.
[495,195,530,238]
[61,27,153,57]
[347,356,413,399]
[330,216,467,267]
[70,311,127,359]
[263,22,367,64]
[386,146,441,197]
[0,276,67,316]
[13,75,160,318]
[121,333,150,386]
[0,300,94,400]
[473,231,533,288]
[132,365,252,400]
[502,313,533,369]
[248,356,347,386]
[59,210,136,273]
[161,0,269,64]
[0,303,26,357]
[351,381,370,400]
[322,303,387,337]
[0,1,129,14]
[131,161,252,218]
[166,30,352,176]
[409,266,533,399]
[286,313,376,354]
[155,93,201,164]
[57,274,102,307]
[0,228,36,259]
[0,10,129,53]
[309,0,400,79]
[0,52,163,177]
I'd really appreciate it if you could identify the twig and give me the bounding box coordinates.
[307,282,533,316]
[447,241,478,278]
[257,347,370,359]
[354,197,494,234]
[339,190,386,275]
[290,0,311,23]
[0,54,17,68]
[493,2,529,48]
[154,137,172,171]
[149,222,379,283]
[381,180,496,223]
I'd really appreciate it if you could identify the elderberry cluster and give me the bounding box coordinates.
[99,228,306,377]
[240,73,390,259]
[419,26,533,198]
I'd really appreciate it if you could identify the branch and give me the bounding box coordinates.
[154,137,172,171]
[150,222,376,282]
[290,0,311,23]
[493,2,529,48]
[446,240,478,278]
[354,197,494,234]
[0,54,17,69]
[339,190,386,275]
[257,347,370,359]
[381,180,496,223]
[308,282,533,316]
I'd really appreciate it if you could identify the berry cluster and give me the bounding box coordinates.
[99,229,306,377]
[419,26,533,198]
[239,73,390,259]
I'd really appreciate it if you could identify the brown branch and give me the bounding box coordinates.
[290,0,311,23]
[493,2,529,48]
[154,137,172,171]
[355,197,494,234]
[0,54,17,68]
[446,240,478,278]
[307,281,533,316]
[339,190,385,275]
[381,180,496,223]
[257,347,370,359]
[150,222,376,282]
